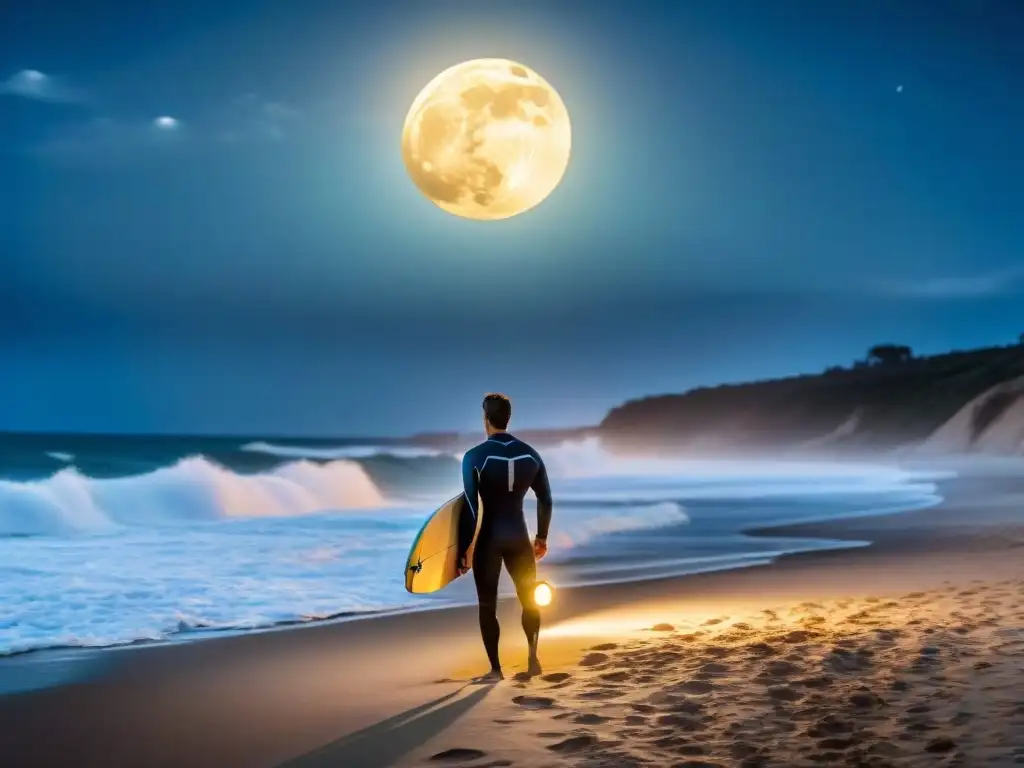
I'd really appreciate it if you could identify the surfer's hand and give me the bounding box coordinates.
[533,538,548,561]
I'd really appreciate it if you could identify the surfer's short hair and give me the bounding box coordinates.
[482,393,512,430]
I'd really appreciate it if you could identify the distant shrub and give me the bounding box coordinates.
[867,344,913,366]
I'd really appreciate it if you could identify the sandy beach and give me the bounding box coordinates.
[3,471,1024,767]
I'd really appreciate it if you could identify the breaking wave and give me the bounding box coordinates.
[0,457,387,537]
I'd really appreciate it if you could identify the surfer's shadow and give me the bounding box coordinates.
[276,684,493,767]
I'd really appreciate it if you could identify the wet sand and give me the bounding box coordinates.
[3,472,1024,767]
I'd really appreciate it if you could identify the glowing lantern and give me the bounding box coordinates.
[533,580,554,608]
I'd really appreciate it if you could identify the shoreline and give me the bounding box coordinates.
[0,460,963,660]
[0,500,920,661]
[2,470,1017,767]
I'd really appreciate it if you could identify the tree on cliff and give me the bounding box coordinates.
[867,344,913,365]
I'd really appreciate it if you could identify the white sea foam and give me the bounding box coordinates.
[240,441,443,460]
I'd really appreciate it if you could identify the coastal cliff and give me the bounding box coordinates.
[598,343,1024,455]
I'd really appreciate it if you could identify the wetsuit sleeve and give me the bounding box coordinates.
[531,453,553,540]
[458,450,480,558]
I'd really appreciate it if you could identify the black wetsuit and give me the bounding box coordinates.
[460,431,553,673]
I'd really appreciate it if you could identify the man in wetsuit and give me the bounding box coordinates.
[458,392,552,682]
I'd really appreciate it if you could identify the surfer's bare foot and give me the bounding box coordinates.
[471,669,504,684]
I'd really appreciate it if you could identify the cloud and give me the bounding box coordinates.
[871,269,1024,299]
[214,94,304,143]
[0,69,85,103]
[154,116,180,130]
[32,116,186,166]
[27,91,307,166]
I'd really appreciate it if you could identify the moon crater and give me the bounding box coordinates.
[401,59,572,220]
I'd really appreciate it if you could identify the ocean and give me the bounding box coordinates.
[0,433,950,656]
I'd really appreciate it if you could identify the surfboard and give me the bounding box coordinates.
[404,492,482,594]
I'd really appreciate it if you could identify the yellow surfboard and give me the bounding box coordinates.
[404,493,482,594]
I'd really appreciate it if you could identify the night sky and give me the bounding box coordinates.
[1,0,1021,436]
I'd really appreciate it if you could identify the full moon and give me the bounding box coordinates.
[401,58,572,221]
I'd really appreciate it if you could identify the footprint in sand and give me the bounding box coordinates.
[546,735,597,754]
[729,741,760,759]
[428,747,487,761]
[577,687,625,700]
[782,631,814,643]
[677,743,708,756]
[599,671,631,683]
[655,713,705,731]
[572,713,610,725]
[590,643,619,651]
[579,652,609,667]
[746,642,778,658]
[807,714,855,736]
[848,691,885,709]
[650,732,686,748]
[825,648,872,673]
[767,685,803,702]
[702,617,728,626]
[541,672,571,683]
[668,699,704,715]
[764,660,800,677]
[950,710,973,726]
[512,695,555,710]
[679,680,714,695]
[799,675,834,689]
[650,623,675,632]
[868,741,902,758]
[924,737,957,753]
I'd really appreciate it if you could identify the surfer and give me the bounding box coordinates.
[458,392,552,682]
